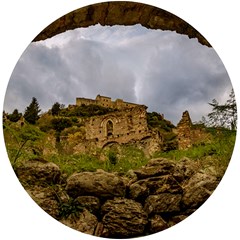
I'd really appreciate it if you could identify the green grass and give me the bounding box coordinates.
[3,120,236,179]
[153,129,236,176]
[45,145,148,176]
[46,154,104,176]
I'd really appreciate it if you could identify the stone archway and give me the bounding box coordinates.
[33,1,210,47]
[100,115,119,138]
[102,141,119,149]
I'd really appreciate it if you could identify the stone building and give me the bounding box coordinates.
[76,95,141,110]
[85,105,152,148]
[71,95,162,155]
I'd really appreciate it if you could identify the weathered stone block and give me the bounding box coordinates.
[144,193,182,214]
[61,208,98,235]
[16,158,61,185]
[101,197,148,238]
[182,172,218,209]
[66,171,126,198]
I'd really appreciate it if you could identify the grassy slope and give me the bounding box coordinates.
[153,128,236,177]
[3,112,236,178]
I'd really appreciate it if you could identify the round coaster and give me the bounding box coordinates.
[2,1,236,239]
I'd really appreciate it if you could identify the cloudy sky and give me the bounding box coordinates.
[4,24,232,125]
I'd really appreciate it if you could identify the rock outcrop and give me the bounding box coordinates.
[15,157,220,238]
[33,2,210,47]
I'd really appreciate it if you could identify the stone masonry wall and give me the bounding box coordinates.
[16,158,219,238]
[85,105,150,148]
[76,95,142,110]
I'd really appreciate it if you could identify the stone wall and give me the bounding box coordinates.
[16,157,219,238]
[76,94,141,110]
[76,97,96,106]
[85,105,151,148]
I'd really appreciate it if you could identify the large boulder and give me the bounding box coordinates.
[60,208,98,235]
[74,196,100,214]
[101,197,148,238]
[148,215,169,234]
[174,157,199,182]
[26,185,60,219]
[133,158,176,179]
[168,215,187,227]
[182,172,219,209]
[66,170,126,198]
[15,158,61,185]
[129,175,182,200]
[144,193,182,215]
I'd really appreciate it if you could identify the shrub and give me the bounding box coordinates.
[8,109,22,122]
[108,150,118,165]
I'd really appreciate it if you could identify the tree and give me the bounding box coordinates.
[8,109,22,122]
[207,89,237,130]
[51,102,61,116]
[51,117,72,142]
[23,97,41,124]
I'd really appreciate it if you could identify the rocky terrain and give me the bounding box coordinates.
[15,157,220,238]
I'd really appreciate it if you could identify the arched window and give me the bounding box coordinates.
[106,120,113,136]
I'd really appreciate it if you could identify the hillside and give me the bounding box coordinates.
[2,104,236,238]
[3,104,235,177]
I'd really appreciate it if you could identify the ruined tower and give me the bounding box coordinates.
[176,111,193,150]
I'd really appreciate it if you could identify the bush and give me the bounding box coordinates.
[8,109,22,122]
[147,112,175,132]
[51,102,61,116]
[108,150,118,165]
[61,104,116,117]
[51,117,72,132]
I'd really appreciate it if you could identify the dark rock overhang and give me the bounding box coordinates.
[33,1,211,47]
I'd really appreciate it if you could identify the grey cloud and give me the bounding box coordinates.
[5,44,72,111]
[4,24,232,125]
[136,32,232,123]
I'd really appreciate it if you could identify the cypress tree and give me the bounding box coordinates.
[23,97,41,124]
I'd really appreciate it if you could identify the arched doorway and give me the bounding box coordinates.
[106,120,113,137]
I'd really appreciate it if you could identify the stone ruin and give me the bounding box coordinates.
[176,111,193,150]
[72,95,162,155]
[176,111,211,150]
[76,94,141,110]
[64,96,210,155]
